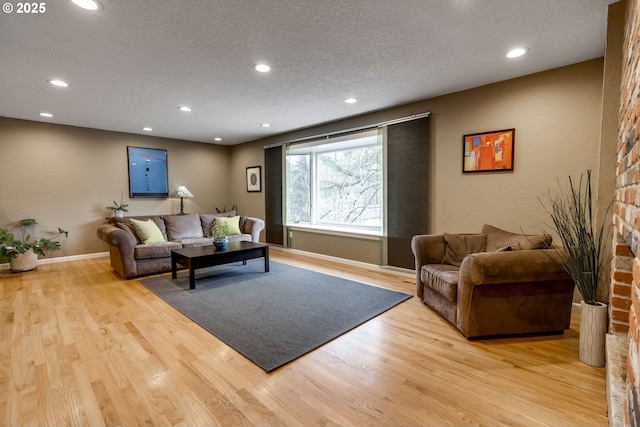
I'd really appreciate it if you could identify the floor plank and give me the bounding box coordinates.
[0,250,608,426]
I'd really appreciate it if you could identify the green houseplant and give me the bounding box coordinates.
[540,169,611,366]
[106,191,129,217]
[210,222,229,250]
[0,219,69,272]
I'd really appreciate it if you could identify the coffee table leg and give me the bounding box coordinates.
[264,247,270,272]
[189,265,195,289]
[172,255,177,279]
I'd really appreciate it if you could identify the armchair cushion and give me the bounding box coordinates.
[421,264,460,303]
[442,233,486,266]
[481,224,551,251]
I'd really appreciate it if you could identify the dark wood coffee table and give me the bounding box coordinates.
[171,241,269,289]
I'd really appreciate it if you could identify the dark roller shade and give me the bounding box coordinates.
[387,117,429,268]
[265,146,284,245]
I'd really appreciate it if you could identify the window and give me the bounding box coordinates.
[286,130,382,232]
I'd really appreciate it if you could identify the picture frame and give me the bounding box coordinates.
[127,146,169,198]
[462,128,515,173]
[246,166,262,192]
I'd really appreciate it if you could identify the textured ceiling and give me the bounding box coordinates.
[0,0,617,145]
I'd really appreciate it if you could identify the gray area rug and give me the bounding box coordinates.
[138,260,411,372]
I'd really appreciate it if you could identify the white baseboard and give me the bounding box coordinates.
[0,252,109,271]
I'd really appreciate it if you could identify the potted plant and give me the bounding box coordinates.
[106,191,129,217]
[210,222,230,250]
[0,218,69,272]
[540,169,611,367]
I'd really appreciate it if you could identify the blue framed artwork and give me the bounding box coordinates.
[127,146,169,198]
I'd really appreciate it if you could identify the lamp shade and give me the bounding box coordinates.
[171,185,194,198]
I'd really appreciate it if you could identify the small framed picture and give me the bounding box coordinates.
[462,128,515,173]
[246,166,262,192]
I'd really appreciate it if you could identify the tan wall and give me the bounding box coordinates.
[0,118,231,258]
[288,230,381,265]
[232,59,605,263]
[0,59,606,265]
[228,139,267,224]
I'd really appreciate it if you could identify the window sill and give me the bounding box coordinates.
[287,224,382,240]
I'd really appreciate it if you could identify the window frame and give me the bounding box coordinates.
[285,129,382,235]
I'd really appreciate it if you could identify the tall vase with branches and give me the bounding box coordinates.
[540,169,611,366]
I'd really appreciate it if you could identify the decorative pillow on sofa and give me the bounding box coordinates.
[116,222,142,244]
[164,213,204,240]
[214,216,242,235]
[442,233,487,266]
[200,211,238,235]
[481,224,552,251]
[130,218,166,244]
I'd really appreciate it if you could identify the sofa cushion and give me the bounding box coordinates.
[442,233,487,266]
[421,264,460,304]
[113,216,168,240]
[164,213,203,240]
[200,211,237,235]
[177,238,214,248]
[214,216,242,235]
[134,241,182,260]
[481,224,552,252]
[228,234,252,243]
[152,216,168,240]
[130,218,166,244]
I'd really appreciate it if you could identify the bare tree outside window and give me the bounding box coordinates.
[286,132,381,231]
[287,154,311,223]
[317,146,380,226]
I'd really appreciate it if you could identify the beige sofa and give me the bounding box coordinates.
[97,212,265,279]
[411,224,575,339]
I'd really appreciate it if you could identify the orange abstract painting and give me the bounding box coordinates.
[462,129,515,173]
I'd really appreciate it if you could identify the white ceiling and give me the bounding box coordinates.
[0,0,617,145]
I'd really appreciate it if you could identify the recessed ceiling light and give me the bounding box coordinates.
[254,63,272,73]
[142,127,152,132]
[260,123,271,128]
[39,112,53,118]
[178,106,192,112]
[71,0,99,10]
[506,47,529,59]
[344,97,358,104]
[48,79,68,87]
[214,137,222,141]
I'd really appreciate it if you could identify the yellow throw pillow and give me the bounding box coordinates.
[130,218,166,244]
[213,215,242,235]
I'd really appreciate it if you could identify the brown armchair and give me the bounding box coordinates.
[411,224,575,339]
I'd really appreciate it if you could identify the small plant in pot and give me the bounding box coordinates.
[0,218,69,272]
[540,169,612,367]
[106,191,129,217]
[210,222,229,250]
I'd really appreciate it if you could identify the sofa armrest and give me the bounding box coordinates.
[97,223,137,248]
[243,217,265,243]
[459,249,568,286]
[411,234,446,266]
[97,223,139,278]
[456,249,573,337]
[411,234,447,300]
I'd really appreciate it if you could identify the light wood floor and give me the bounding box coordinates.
[0,250,608,426]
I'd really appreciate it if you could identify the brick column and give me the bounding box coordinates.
[616,0,640,423]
